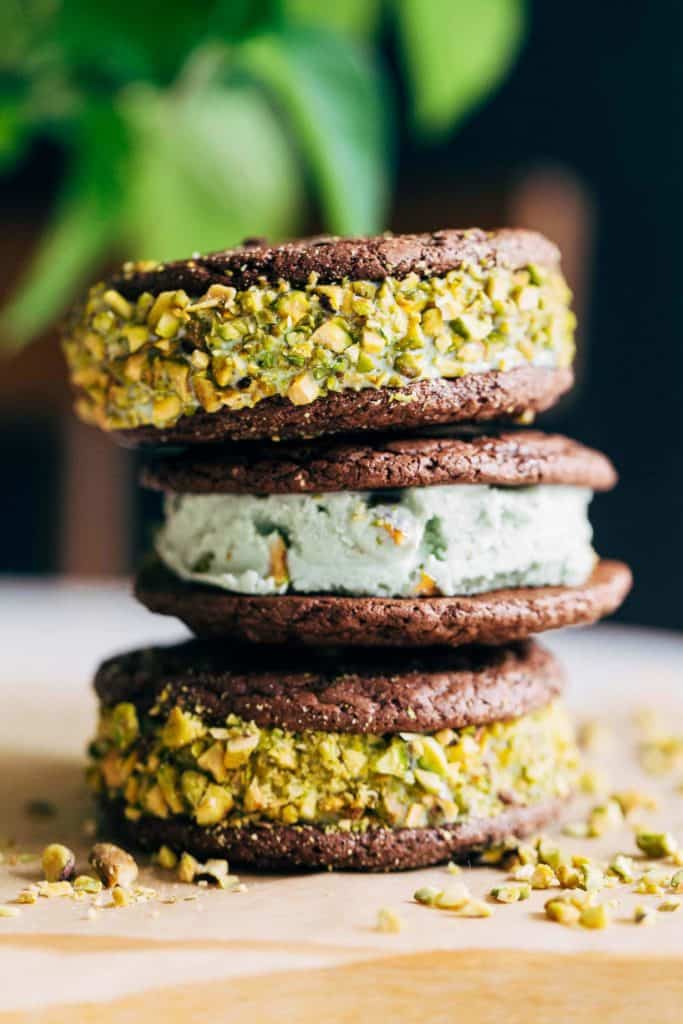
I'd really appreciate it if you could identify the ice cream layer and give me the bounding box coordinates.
[156,483,596,598]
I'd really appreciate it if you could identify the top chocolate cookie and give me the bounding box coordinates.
[63,228,576,446]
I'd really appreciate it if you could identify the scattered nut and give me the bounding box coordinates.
[111,886,132,908]
[0,906,20,918]
[73,875,103,895]
[579,903,611,930]
[89,843,138,889]
[376,907,403,933]
[413,886,441,906]
[634,905,656,926]
[636,830,678,859]
[41,844,75,883]
[659,897,681,913]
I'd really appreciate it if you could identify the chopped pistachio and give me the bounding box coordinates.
[530,864,558,890]
[670,869,683,892]
[659,897,681,912]
[536,837,564,871]
[178,852,199,884]
[490,883,531,904]
[446,861,461,876]
[15,890,37,905]
[512,864,536,882]
[562,821,590,839]
[579,863,605,892]
[0,906,21,918]
[556,863,582,889]
[607,854,635,883]
[111,886,132,908]
[636,830,678,859]
[635,870,669,895]
[587,799,623,837]
[194,859,231,888]
[37,881,73,897]
[414,886,441,906]
[41,843,76,883]
[155,845,178,871]
[579,903,611,929]
[89,843,138,889]
[66,265,575,433]
[73,875,103,895]
[634,905,656,926]
[545,898,580,925]
[376,907,403,933]
[434,883,471,910]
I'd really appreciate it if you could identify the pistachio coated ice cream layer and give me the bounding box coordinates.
[157,483,596,597]
[90,700,578,831]
[64,262,575,432]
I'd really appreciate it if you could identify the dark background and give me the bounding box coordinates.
[2,0,681,630]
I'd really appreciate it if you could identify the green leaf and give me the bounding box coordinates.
[52,0,217,84]
[0,103,129,349]
[239,26,390,235]
[396,0,525,136]
[281,0,382,39]
[121,82,304,261]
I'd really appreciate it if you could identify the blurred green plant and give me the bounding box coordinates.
[0,0,525,348]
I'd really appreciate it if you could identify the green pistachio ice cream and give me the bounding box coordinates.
[156,483,596,597]
[90,700,579,832]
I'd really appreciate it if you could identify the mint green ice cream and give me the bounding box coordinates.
[156,483,596,598]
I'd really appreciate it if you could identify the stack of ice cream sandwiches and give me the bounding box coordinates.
[64,229,632,870]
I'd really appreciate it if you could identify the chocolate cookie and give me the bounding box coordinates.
[134,558,632,647]
[117,367,573,447]
[63,227,576,444]
[111,228,560,293]
[90,637,576,871]
[141,429,617,495]
[106,798,565,872]
[94,639,562,733]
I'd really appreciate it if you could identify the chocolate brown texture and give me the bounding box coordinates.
[134,559,633,648]
[141,429,616,496]
[94,639,562,734]
[115,367,573,447]
[104,797,565,871]
[111,228,560,296]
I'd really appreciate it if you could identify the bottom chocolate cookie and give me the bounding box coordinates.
[89,639,578,872]
[105,798,565,872]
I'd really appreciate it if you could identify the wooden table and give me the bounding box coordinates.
[1,581,682,1022]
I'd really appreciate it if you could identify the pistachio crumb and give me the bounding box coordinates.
[155,845,178,871]
[0,906,21,918]
[177,852,199,884]
[73,875,102,895]
[530,864,558,890]
[434,883,471,910]
[579,903,611,929]
[545,898,580,925]
[413,886,440,906]
[111,886,132,908]
[636,830,678,859]
[376,907,403,933]
[634,905,656,926]
[659,897,681,913]
[490,883,531,904]
[15,890,38,905]
[446,861,461,875]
